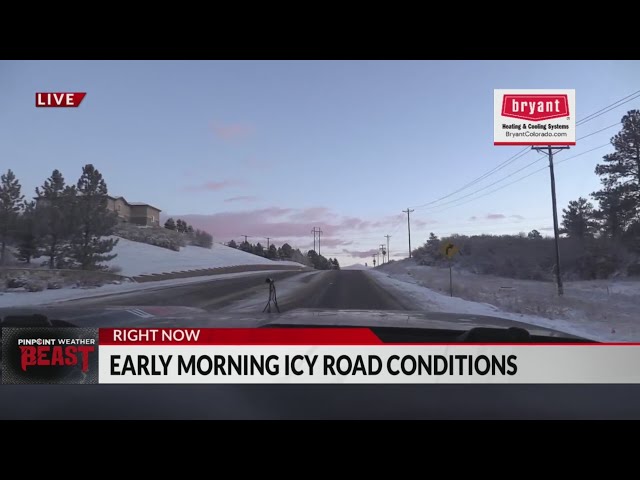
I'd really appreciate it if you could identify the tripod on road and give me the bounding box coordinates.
[263,277,280,313]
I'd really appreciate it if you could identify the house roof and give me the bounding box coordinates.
[108,195,162,212]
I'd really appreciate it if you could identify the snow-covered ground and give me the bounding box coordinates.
[372,261,640,342]
[107,237,306,277]
[0,270,296,308]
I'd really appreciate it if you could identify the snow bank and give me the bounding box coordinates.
[107,237,306,277]
[0,270,293,308]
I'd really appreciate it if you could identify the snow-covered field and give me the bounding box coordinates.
[107,237,306,277]
[373,260,640,342]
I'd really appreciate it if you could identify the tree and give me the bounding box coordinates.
[164,218,176,230]
[591,185,635,239]
[68,164,118,270]
[560,197,598,239]
[192,229,213,248]
[281,243,293,259]
[227,239,237,249]
[267,243,278,259]
[186,225,194,234]
[254,242,265,257]
[0,169,24,264]
[175,219,186,233]
[527,229,543,240]
[331,258,340,270]
[593,110,640,235]
[239,241,253,253]
[16,201,39,264]
[35,170,77,268]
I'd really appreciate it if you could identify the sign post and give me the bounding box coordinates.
[440,242,459,297]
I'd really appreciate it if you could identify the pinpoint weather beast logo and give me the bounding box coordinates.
[1,328,99,384]
[501,94,570,122]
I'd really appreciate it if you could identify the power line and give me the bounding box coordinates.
[576,90,640,125]
[412,119,624,214]
[430,143,610,214]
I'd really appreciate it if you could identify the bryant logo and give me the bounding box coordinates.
[501,94,569,121]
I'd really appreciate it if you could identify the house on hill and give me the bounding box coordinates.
[34,194,162,227]
[107,196,161,227]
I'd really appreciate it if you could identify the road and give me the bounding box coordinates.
[57,270,411,312]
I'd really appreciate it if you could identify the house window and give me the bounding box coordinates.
[151,215,155,223]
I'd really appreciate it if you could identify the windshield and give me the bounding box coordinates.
[1,60,639,344]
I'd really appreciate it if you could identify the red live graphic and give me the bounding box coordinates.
[20,345,94,372]
[35,92,86,108]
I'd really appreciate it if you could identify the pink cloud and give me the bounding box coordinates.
[212,122,254,141]
[342,248,381,259]
[486,213,506,220]
[161,207,422,252]
[414,219,437,228]
[224,195,258,203]
[288,207,332,222]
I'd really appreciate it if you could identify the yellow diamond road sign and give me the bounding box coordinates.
[441,242,459,259]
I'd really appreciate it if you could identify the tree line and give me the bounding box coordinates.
[164,217,213,249]
[225,239,340,269]
[0,165,118,270]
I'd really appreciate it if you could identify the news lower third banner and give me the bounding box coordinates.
[2,327,640,384]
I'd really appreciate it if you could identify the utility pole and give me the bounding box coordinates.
[311,228,317,252]
[385,235,391,263]
[380,244,386,264]
[532,146,570,296]
[402,208,414,258]
[317,228,323,256]
[265,237,270,249]
[372,256,376,267]
[241,235,249,243]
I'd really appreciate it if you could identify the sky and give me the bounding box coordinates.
[1,60,639,266]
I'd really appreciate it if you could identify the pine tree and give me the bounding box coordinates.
[527,229,543,240]
[267,243,278,259]
[593,110,640,234]
[591,185,635,239]
[227,239,237,249]
[561,197,598,238]
[164,218,176,230]
[0,169,24,264]
[254,242,265,256]
[16,201,40,263]
[239,240,253,253]
[281,243,293,259]
[69,164,118,270]
[186,225,194,234]
[332,258,340,270]
[35,170,76,268]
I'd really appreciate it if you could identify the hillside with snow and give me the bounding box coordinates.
[108,237,307,277]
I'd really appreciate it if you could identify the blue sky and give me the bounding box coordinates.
[1,60,639,265]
